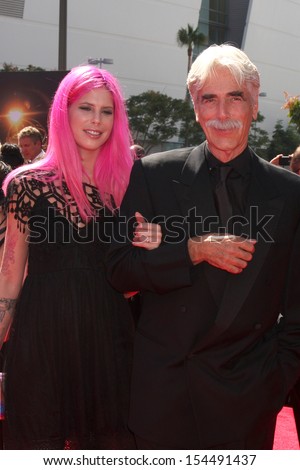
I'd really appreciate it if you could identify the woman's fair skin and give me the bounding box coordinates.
[68,88,114,184]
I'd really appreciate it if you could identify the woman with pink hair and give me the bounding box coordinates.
[0,65,160,449]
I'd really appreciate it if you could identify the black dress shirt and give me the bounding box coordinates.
[205,143,252,234]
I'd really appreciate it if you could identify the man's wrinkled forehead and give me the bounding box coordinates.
[195,75,249,103]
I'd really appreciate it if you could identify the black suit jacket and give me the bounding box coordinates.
[106,143,300,448]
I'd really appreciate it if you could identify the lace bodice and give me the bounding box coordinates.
[10,171,102,224]
[0,171,118,277]
[0,171,110,246]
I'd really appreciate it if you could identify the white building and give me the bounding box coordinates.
[242,0,300,137]
[0,0,200,100]
[0,0,299,137]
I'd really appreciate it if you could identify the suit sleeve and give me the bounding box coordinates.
[279,217,300,392]
[106,161,193,294]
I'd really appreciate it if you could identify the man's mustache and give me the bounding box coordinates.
[206,119,242,130]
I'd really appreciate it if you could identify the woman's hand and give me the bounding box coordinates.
[132,211,162,250]
[124,212,162,299]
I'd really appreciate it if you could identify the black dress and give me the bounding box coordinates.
[2,172,135,449]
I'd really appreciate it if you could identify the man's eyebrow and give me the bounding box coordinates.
[200,90,245,100]
[228,90,245,98]
[200,93,216,100]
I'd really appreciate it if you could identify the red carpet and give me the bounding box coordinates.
[0,407,298,450]
[273,406,299,449]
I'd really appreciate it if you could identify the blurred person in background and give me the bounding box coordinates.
[270,146,300,175]
[130,144,145,160]
[0,161,11,203]
[17,126,46,164]
[0,143,24,169]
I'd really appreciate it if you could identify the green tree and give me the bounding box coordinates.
[266,120,299,161]
[282,92,300,133]
[126,91,182,153]
[176,24,206,75]
[0,62,46,72]
[23,64,46,72]
[177,100,205,147]
[1,62,19,72]
[248,112,270,160]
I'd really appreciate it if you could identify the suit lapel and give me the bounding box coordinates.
[211,155,285,332]
[171,143,219,235]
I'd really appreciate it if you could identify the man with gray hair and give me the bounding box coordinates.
[107,44,300,449]
[17,126,45,164]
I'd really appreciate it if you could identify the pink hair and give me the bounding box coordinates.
[4,65,133,218]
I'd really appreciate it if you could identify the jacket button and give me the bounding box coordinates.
[254,323,262,330]
[180,305,187,313]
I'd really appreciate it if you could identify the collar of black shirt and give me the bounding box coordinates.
[205,144,252,178]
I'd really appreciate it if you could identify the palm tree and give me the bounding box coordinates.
[176,24,206,75]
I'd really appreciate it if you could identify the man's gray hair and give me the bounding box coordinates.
[187,43,260,105]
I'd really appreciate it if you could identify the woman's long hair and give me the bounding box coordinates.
[4,65,133,218]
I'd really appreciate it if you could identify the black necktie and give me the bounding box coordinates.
[215,166,233,228]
